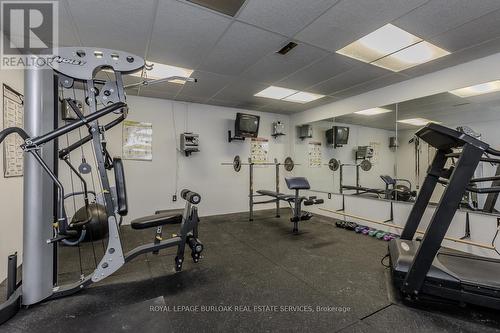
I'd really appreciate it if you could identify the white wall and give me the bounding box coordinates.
[293,120,396,192]
[58,94,291,224]
[0,50,24,282]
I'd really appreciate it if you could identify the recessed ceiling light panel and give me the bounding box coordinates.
[449,80,500,97]
[336,24,450,72]
[354,107,392,115]
[397,118,439,126]
[283,91,325,104]
[337,24,421,63]
[254,86,325,103]
[372,41,450,72]
[254,86,298,100]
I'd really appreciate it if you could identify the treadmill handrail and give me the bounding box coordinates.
[486,147,500,157]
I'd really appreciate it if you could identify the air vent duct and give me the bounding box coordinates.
[277,42,298,55]
[187,0,247,17]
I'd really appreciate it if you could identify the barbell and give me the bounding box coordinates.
[221,155,299,172]
[323,158,372,172]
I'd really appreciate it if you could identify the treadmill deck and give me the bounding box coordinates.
[389,239,500,308]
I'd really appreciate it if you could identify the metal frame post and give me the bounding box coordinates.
[275,160,280,218]
[400,149,449,240]
[22,64,55,305]
[249,159,254,221]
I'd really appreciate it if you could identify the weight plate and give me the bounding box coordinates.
[360,159,372,171]
[78,162,92,174]
[328,158,339,171]
[233,155,241,172]
[284,157,294,172]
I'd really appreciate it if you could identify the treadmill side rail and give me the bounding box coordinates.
[402,143,484,296]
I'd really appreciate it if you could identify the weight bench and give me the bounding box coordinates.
[256,177,324,233]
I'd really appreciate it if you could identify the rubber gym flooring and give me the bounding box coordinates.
[2,209,500,332]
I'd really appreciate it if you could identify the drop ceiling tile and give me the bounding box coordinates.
[276,53,359,90]
[211,79,268,102]
[176,71,234,100]
[394,0,500,39]
[137,88,178,100]
[137,81,184,99]
[237,0,337,36]
[240,43,329,84]
[198,22,288,75]
[397,92,464,110]
[259,96,336,113]
[174,95,209,104]
[235,100,271,110]
[402,37,500,77]
[148,0,232,69]
[308,64,390,95]
[334,113,396,131]
[330,74,408,99]
[429,9,500,52]
[122,75,145,86]
[58,3,80,46]
[295,0,427,51]
[204,99,241,108]
[66,0,156,56]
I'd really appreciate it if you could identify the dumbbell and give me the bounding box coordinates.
[383,233,397,241]
[355,225,368,233]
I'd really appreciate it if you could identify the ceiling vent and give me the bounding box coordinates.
[276,42,298,55]
[187,0,247,17]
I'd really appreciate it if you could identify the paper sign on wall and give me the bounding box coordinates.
[308,141,322,168]
[250,138,269,163]
[3,85,24,177]
[122,120,153,161]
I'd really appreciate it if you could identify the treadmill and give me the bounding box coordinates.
[389,123,500,309]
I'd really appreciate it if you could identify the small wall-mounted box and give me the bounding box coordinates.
[297,125,312,140]
[180,132,199,156]
[355,145,374,160]
[271,121,285,138]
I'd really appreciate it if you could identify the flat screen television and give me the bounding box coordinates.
[235,113,260,138]
[326,126,349,147]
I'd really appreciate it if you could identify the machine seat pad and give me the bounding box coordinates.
[257,190,284,197]
[285,177,310,190]
[131,212,182,230]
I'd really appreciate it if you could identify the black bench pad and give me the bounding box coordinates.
[257,190,308,202]
[257,190,283,197]
[131,212,182,230]
[154,208,184,215]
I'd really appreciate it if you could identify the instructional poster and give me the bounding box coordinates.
[250,138,269,163]
[122,120,153,161]
[308,141,322,168]
[3,84,24,177]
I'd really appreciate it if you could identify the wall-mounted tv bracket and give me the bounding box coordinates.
[228,130,245,143]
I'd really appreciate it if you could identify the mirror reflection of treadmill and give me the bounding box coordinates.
[389,123,500,309]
